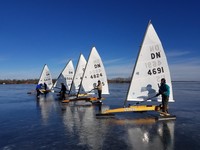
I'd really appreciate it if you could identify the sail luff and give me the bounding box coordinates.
[69,55,80,95]
[77,52,90,97]
[52,60,70,89]
[124,21,152,106]
[52,60,74,92]
[52,63,66,89]
[38,64,47,85]
[69,54,86,95]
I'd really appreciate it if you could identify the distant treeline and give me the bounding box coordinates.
[0,79,198,84]
[108,77,131,83]
[0,77,131,84]
[0,79,39,84]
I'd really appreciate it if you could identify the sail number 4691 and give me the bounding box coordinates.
[147,67,164,75]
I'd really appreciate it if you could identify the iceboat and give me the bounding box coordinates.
[52,60,74,94]
[96,21,176,120]
[62,47,109,103]
[38,64,53,94]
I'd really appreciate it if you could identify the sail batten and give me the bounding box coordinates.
[125,21,174,104]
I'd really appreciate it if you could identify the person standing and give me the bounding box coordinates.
[96,80,102,100]
[36,83,43,98]
[60,83,67,100]
[43,82,47,97]
[44,82,47,91]
[156,78,170,115]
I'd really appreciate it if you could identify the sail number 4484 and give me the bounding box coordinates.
[147,67,164,75]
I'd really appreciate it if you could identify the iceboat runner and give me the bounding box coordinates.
[96,21,176,120]
[37,64,53,94]
[62,47,109,103]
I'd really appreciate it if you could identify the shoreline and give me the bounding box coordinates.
[0,79,199,84]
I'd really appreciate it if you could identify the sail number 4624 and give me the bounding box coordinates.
[147,67,164,75]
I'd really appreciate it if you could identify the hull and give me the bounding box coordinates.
[62,97,105,103]
[97,104,176,120]
[102,105,160,114]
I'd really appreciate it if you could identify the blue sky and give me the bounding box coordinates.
[0,0,199,81]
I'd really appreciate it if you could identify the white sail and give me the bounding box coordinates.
[38,64,53,90]
[53,60,74,92]
[79,47,109,95]
[126,21,174,102]
[69,54,87,94]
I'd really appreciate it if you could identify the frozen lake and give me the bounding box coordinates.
[0,82,200,150]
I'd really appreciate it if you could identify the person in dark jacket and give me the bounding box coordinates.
[156,78,170,115]
[96,80,102,100]
[44,82,47,91]
[43,82,48,96]
[60,83,67,100]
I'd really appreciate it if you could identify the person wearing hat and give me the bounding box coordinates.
[156,78,170,115]
[96,80,102,100]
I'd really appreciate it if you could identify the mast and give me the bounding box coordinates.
[69,56,80,95]
[69,54,86,95]
[38,64,47,85]
[52,59,74,92]
[77,51,91,97]
[52,60,70,89]
[124,20,152,107]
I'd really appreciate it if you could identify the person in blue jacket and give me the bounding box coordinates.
[156,78,170,114]
[36,83,43,98]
